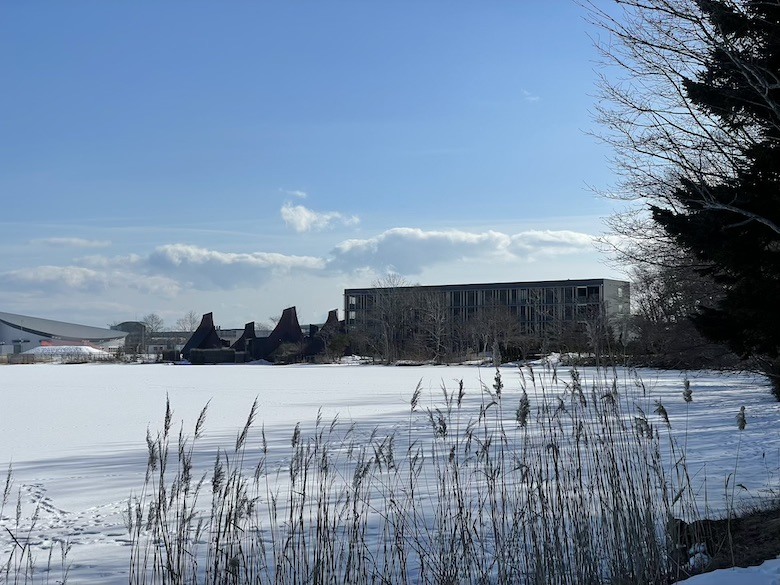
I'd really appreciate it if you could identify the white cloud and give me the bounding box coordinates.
[281,203,360,233]
[149,243,324,272]
[330,227,511,274]
[283,189,308,199]
[329,227,596,274]
[510,230,596,255]
[33,237,111,248]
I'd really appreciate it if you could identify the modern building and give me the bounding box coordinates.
[112,321,145,354]
[344,278,630,338]
[0,311,128,356]
[111,322,198,356]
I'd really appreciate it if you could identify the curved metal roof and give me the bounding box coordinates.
[0,311,127,342]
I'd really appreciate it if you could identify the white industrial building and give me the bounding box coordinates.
[0,311,128,356]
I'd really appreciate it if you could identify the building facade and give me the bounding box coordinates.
[344,278,630,339]
[0,311,128,356]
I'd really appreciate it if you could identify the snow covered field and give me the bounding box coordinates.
[0,363,778,584]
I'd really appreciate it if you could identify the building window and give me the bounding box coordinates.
[617,287,624,298]
[348,296,356,307]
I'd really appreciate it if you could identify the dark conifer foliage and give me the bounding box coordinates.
[650,1,780,381]
[590,0,780,395]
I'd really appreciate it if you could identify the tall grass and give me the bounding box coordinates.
[0,464,71,585]
[126,365,713,584]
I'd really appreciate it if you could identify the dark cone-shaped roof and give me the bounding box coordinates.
[251,307,303,360]
[321,309,341,334]
[303,309,344,357]
[230,322,256,352]
[181,312,224,360]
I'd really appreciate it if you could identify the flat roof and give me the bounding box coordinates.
[0,311,127,342]
[345,278,629,294]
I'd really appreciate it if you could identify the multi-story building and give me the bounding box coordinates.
[344,278,630,339]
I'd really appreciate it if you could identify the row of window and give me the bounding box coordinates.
[347,302,608,324]
[347,286,605,310]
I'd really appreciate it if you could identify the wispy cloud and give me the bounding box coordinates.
[33,237,111,248]
[81,244,326,290]
[2,266,180,296]
[510,230,594,255]
[522,89,540,103]
[282,189,308,199]
[281,203,360,233]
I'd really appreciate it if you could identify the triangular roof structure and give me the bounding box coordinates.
[230,322,256,352]
[320,309,341,334]
[303,309,342,357]
[251,307,303,360]
[181,312,224,360]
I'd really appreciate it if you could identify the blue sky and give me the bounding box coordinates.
[1,1,625,329]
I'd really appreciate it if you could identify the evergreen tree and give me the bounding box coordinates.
[589,0,780,396]
[651,0,780,391]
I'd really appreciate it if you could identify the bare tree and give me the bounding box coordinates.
[322,332,351,363]
[588,0,780,392]
[415,290,452,363]
[586,0,780,259]
[628,259,735,367]
[370,274,413,364]
[141,313,165,334]
[474,303,522,366]
[175,310,200,333]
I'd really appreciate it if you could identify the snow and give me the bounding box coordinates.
[22,345,113,361]
[23,345,111,355]
[685,558,780,584]
[0,363,778,584]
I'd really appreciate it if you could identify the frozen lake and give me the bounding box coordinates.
[0,363,778,583]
